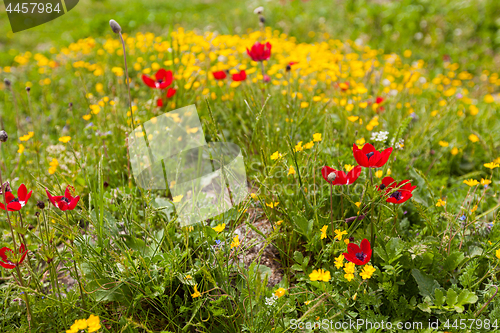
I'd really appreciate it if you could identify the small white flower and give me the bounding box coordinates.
[371,131,389,142]
[265,294,278,306]
[254,6,264,14]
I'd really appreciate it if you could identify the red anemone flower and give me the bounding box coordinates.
[156,88,177,107]
[141,69,173,89]
[213,71,227,80]
[0,184,32,211]
[0,244,28,269]
[343,238,372,265]
[374,96,385,113]
[246,42,272,62]
[352,143,393,168]
[232,70,247,82]
[321,165,362,185]
[46,185,80,211]
[377,176,416,204]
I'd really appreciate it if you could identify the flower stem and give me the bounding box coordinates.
[329,183,334,234]
[66,212,87,311]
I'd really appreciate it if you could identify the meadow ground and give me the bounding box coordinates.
[0,0,500,332]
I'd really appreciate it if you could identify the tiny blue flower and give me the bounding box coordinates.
[459,215,466,221]
[215,239,221,245]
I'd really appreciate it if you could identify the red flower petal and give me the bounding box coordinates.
[375,147,393,167]
[7,202,22,211]
[68,196,80,210]
[141,75,156,88]
[0,247,12,263]
[166,88,176,98]
[0,261,15,269]
[346,165,362,184]
[64,186,74,201]
[5,191,15,203]
[213,71,227,80]
[157,98,164,107]
[17,184,27,202]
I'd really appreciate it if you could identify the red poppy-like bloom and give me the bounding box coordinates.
[343,238,372,265]
[142,69,174,89]
[374,96,385,113]
[352,143,393,168]
[0,184,32,211]
[321,165,362,185]
[156,88,177,107]
[232,70,247,82]
[213,71,227,80]
[246,42,272,62]
[0,244,28,269]
[46,185,80,211]
[378,176,416,204]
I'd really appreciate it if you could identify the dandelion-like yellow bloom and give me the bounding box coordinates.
[288,166,296,176]
[59,136,71,143]
[304,141,314,149]
[86,314,101,333]
[343,262,355,281]
[18,144,25,154]
[309,269,331,282]
[468,134,479,143]
[266,202,279,209]
[191,284,201,298]
[313,133,322,142]
[471,205,478,213]
[212,223,226,233]
[334,229,347,241]
[451,147,459,155]
[274,287,286,298]
[375,170,383,178]
[347,116,359,122]
[270,151,281,160]
[320,225,328,240]
[294,141,303,152]
[436,199,446,207]
[463,179,479,186]
[496,249,500,260]
[355,138,365,149]
[484,162,500,169]
[359,265,376,280]
[334,254,344,269]
[173,194,184,203]
[481,178,491,186]
[344,164,354,172]
[230,235,240,249]
[438,141,449,147]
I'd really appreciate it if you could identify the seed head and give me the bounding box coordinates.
[37,200,45,209]
[3,79,11,87]
[0,130,8,142]
[259,16,265,24]
[109,19,122,34]
[25,86,31,92]
[253,6,264,14]
[327,172,337,182]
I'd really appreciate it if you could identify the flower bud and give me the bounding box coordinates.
[0,130,8,142]
[3,79,11,87]
[25,86,31,92]
[37,200,45,209]
[327,172,336,182]
[109,19,122,34]
[259,16,265,24]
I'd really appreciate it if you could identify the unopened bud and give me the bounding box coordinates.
[286,64,291,72]
[327,172,337,182]
[259,16,265,24]
[25,86,31,92]
[0,130,8,142]
[109,19,122,34]
[3,79,11,87]
[37,200,45,209]
[28,224,34,231]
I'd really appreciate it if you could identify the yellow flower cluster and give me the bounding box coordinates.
[66,314,101,333]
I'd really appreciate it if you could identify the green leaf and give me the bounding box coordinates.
[446,289,458,306]
[457,289,478,306]
[411,269,440,298]
[443,251,465,272]
[434,288,445,307]
[293,251,304,264]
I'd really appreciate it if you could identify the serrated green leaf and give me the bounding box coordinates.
[446,289,458,306]
[434,288,445,307]
[457,289,478,305]
[412,269,440,298]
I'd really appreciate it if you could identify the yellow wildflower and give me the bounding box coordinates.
[288,166,296,176]
[274,287,286,298]
[463,179,479,187]
[212,223,226,233]
[484,162,500,169]
[309,269,331,282]
[344,164,354,172]
[230,235,240,249]
[313,133,322,142]
[270,151,282,160]
[439,141,449,147]
[436,199,446,207]
[334,229,347,241]
[344,262,355,281]
[320,225,328,240]
[86,314,101,333]
[468,134,479,143]
[359,265,376,280]
[304,141,314,149]
[18,144,25,154]
[451,147,459,155]
[59,136,71,143]
[173,195,183,203]
[294,141,303,152]
[471,205,478,213]
[481,178,491,186]
[496,249,500,260]
[191,284,201,298]
[375,170,383,178]
[356,138,365,149]
[334,254,344,269]
[266,202,279,209]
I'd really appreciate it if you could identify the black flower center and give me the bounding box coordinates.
[390,190,403,201]
[157,79,163,83]
[380,184,386,190]
[366,151,375,160]
[61,197,70,203]
[355,252,367,262]
[10,198,19,203]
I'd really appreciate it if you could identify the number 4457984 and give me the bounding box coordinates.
[6,2,61,14]
[444,319,498,330]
